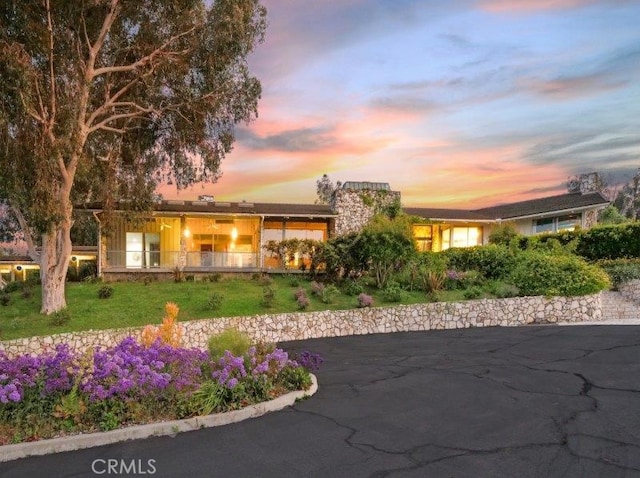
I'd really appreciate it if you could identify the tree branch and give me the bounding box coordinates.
[91,27,196,78]
[10,206,39,262]
[88,109,153,134]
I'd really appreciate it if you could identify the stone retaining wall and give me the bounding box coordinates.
[0,294,602,358]
[619,280,640,304]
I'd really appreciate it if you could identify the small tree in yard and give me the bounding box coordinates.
[356,214,416,288]
[0,0,267,314]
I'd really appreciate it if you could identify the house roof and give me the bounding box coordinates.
[473,192,609,220]
[403,207,493,222]
[88,200,336,218]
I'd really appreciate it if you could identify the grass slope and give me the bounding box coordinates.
[0,276,451,341]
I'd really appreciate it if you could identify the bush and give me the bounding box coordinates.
[297,295,310,310]
[510,251,610,296]
[207,292,224,310]
[320,284,339,304]
[357,293,373,308]
[488,223,521,246]
[261,286,275,307]
[463,286,483,300]
[597,259,640,289]
[206,273,222,283]
[0,294,10,306]
[443,245,516,280]
[576,223,640,260]
[207,328,252,361]
[489,282,520,299]
[185,274,195,282]
[20,287,33,300]
[294,351,324,372]
[310,281,324,296]
[3,282,21,294]
[49,309,71,326]
[97,286,114,299]
[342,279,364,296]
[423,271,445,292]
[382,282,404,302]
[294,287,306,300]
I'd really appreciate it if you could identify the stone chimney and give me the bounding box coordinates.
[330,181,401,235]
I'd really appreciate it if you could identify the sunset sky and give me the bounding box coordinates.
[170,0,640,208]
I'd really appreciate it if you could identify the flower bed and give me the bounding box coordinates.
[0,336,319,444]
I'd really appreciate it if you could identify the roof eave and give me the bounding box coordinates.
[496,202,609,221]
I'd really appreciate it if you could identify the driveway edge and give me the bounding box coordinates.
[0,374,317,463]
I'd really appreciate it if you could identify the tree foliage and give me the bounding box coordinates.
[315,174,341,205]
[0,0,267,313]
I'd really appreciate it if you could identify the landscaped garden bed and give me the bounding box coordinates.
[0,306,322,445]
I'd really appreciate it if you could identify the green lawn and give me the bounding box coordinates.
[0,276,458,341]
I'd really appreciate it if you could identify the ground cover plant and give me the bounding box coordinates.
[0,307,320,444]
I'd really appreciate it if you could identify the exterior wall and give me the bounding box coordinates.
[0,293,602,358]
[331,189,401,235]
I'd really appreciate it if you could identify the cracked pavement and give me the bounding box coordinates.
[2,325,640,477]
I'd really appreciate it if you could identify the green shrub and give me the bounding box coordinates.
[321,284,339,304]
[576,223,640,260]
[206,273,222,283]
[342,279,365,296]
[207,328,252,361]
[463,286,483,300]
[49,309,71,326]
[279,367,312,391]
[597,259,640,289]
[382,282,404,302]
[185,274,195,282]
[510,251,610,296]
[0,294,10,306]
[207,292,224,310]
[489,282,520,299]
[20,287,33,300]
[261,286,275,307]
[3,282,21,294]
[488,223,521,246]
[97,286,114,299]
[443,245,516,280]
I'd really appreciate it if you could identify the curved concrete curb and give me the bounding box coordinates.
[0,374,317,463]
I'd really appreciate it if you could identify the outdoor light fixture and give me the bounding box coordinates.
[184,228,191,238]
[231,227,238,240]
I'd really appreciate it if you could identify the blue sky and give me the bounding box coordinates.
[171,0,640,207]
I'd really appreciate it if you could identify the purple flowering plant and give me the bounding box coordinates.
[0,335,314,443]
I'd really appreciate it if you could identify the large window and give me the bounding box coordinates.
[452,227,482,248]
[413,225,433,252]
[534,214,581,234]
[126,232,159,268]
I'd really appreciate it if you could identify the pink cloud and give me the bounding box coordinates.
[478,0,596,13]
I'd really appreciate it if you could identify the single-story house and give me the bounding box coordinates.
[0,175,609,281]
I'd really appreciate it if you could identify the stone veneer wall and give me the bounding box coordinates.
[331,188,402,235]
[619,280,640,304]
[0,294,602,358]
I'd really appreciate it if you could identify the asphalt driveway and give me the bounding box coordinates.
[2,325,640,477]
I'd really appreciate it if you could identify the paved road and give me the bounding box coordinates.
[2,325,640,478]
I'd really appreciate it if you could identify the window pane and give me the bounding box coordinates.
[535,218,554,234]
[557,214,581,231]
[126,233,143,268]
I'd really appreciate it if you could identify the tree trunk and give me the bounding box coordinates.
[39,210,73,315]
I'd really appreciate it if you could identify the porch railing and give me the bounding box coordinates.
[104,250,259,269]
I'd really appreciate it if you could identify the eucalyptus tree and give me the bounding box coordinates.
[0,0,267,313]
